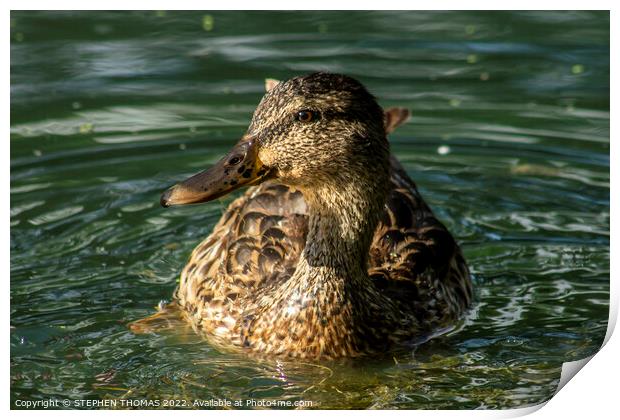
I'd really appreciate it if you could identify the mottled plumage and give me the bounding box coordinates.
[130,73,472,359]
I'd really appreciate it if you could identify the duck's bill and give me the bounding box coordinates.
[160,138,272,207]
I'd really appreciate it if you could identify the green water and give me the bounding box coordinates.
[10,11,609,409]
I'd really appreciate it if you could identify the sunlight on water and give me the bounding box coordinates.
[11,11,608,409]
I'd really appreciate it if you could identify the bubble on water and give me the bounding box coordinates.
[571,64,585,74]
[480,72,490,81]
[449,98,461,107]
[33,149,42,157]
[467,54,478,64]
[79,122,94,134]
[202,15,214,31]
[503,336,525,346]
[437,145,451,155]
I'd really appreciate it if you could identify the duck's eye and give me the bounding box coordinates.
[296,110,317,123]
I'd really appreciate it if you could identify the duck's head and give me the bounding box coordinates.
[161,72,389,207]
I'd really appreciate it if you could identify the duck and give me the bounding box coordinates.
[130,72,472,360]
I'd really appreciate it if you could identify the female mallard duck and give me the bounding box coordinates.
[133,73,472,359]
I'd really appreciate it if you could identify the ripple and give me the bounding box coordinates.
[27,206,84,226]
[11,183,52,194]
[10,200,45,217]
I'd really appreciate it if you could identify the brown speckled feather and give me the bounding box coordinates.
[174,183,309,344]
[368,157,472,329]
[172,155,471,353]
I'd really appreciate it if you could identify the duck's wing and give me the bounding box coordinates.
[173,182,309,326]
[129,182,308,336]
[368,156,472,327]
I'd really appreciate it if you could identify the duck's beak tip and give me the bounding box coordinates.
[160,189,172,208]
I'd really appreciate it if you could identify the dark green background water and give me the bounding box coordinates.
[10,11,609,409]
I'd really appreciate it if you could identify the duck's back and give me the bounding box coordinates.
[174,155,472,341]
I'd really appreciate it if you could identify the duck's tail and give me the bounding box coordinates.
[127,301,188,334]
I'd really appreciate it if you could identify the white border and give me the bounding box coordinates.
[2,1,617,11]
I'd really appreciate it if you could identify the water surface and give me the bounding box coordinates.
[10,11,609,409]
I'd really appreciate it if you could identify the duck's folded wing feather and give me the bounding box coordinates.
[174,182,309,319]
[368,156,472,326]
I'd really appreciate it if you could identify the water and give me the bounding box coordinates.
[10,11,609,409]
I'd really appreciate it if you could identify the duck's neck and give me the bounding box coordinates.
[303,186,379,272]
[295,165,390,286]
[248,150,394,357]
